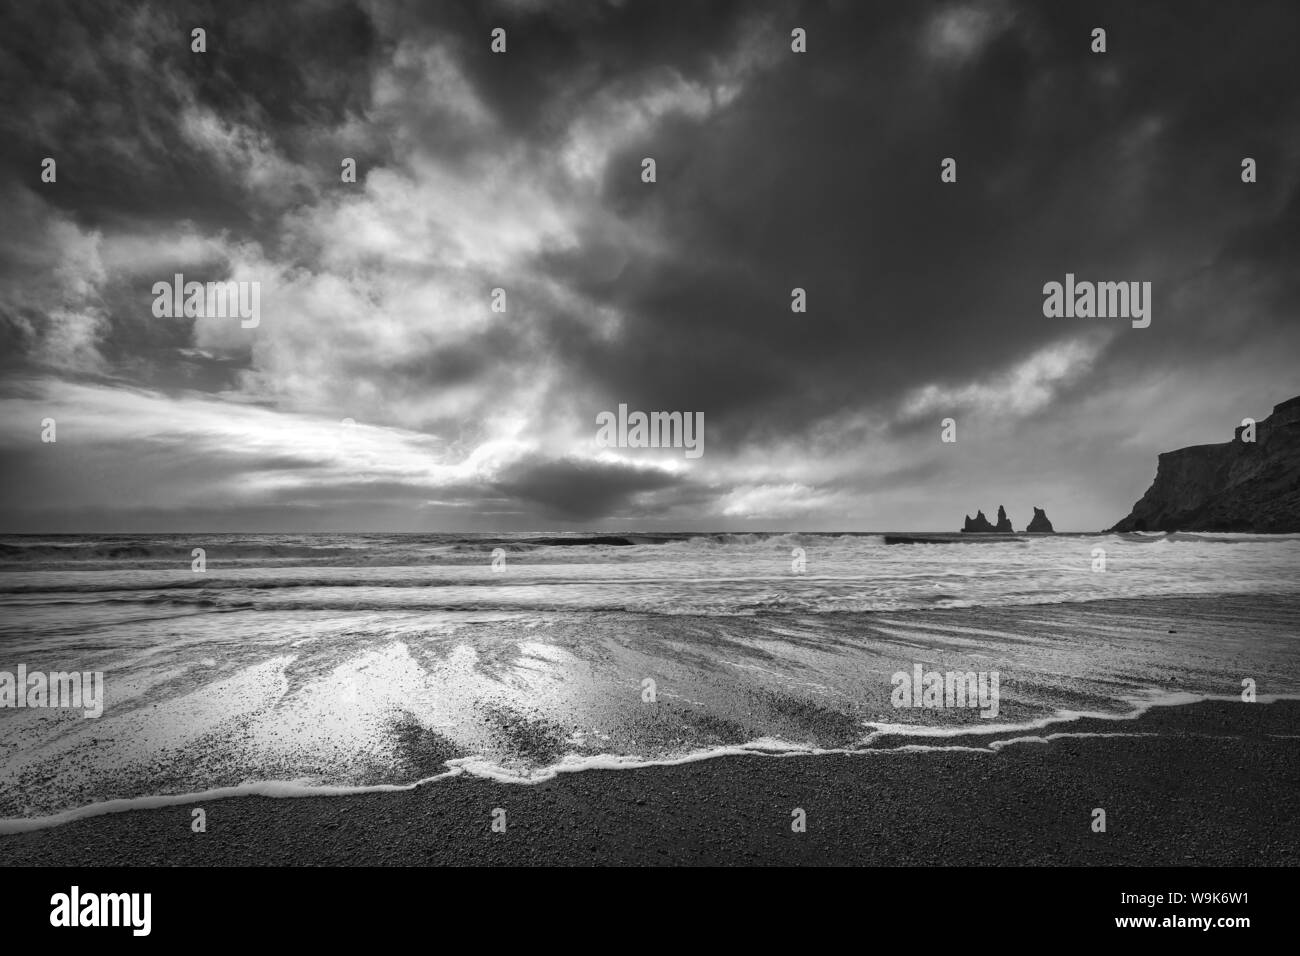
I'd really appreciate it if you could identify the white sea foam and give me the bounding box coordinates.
[0,771,463,835]
[4,694,1296,836]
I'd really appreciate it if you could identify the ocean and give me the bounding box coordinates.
[2,531,1299,830]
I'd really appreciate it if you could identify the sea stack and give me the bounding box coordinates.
[962,510,996,533]
[1026,507,1055,533]
[994,505,1014,532]
[1109,395,1300,532]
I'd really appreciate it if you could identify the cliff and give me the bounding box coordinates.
[1109,395,1300,533]
[962,510,995,532]
[1026,507,1054,533]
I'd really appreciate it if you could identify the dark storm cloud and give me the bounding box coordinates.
[371,0,757,135]
[1,0,1297,530]
[544,0,1300,449]
[492,454,686,521]
[0,0,391,394]
[0,0,380,230]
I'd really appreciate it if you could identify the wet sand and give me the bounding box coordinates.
[5,593,1299,823]
[3,699,1296,866]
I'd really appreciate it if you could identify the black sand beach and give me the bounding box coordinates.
[4,699,1296,866]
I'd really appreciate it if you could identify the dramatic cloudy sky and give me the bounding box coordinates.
[1,0,1297,532]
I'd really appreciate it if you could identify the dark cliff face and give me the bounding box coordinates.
[1026,507,1054,533]
[1109,396,1300,533]
[963,510,995,532]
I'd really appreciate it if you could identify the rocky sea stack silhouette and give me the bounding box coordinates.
[1026,507,1055,533]
[1110,395,1300,533]
[961,505,1056,533]
[962,506,1014,533]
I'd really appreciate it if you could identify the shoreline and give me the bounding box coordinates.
[3,698,1296,866]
